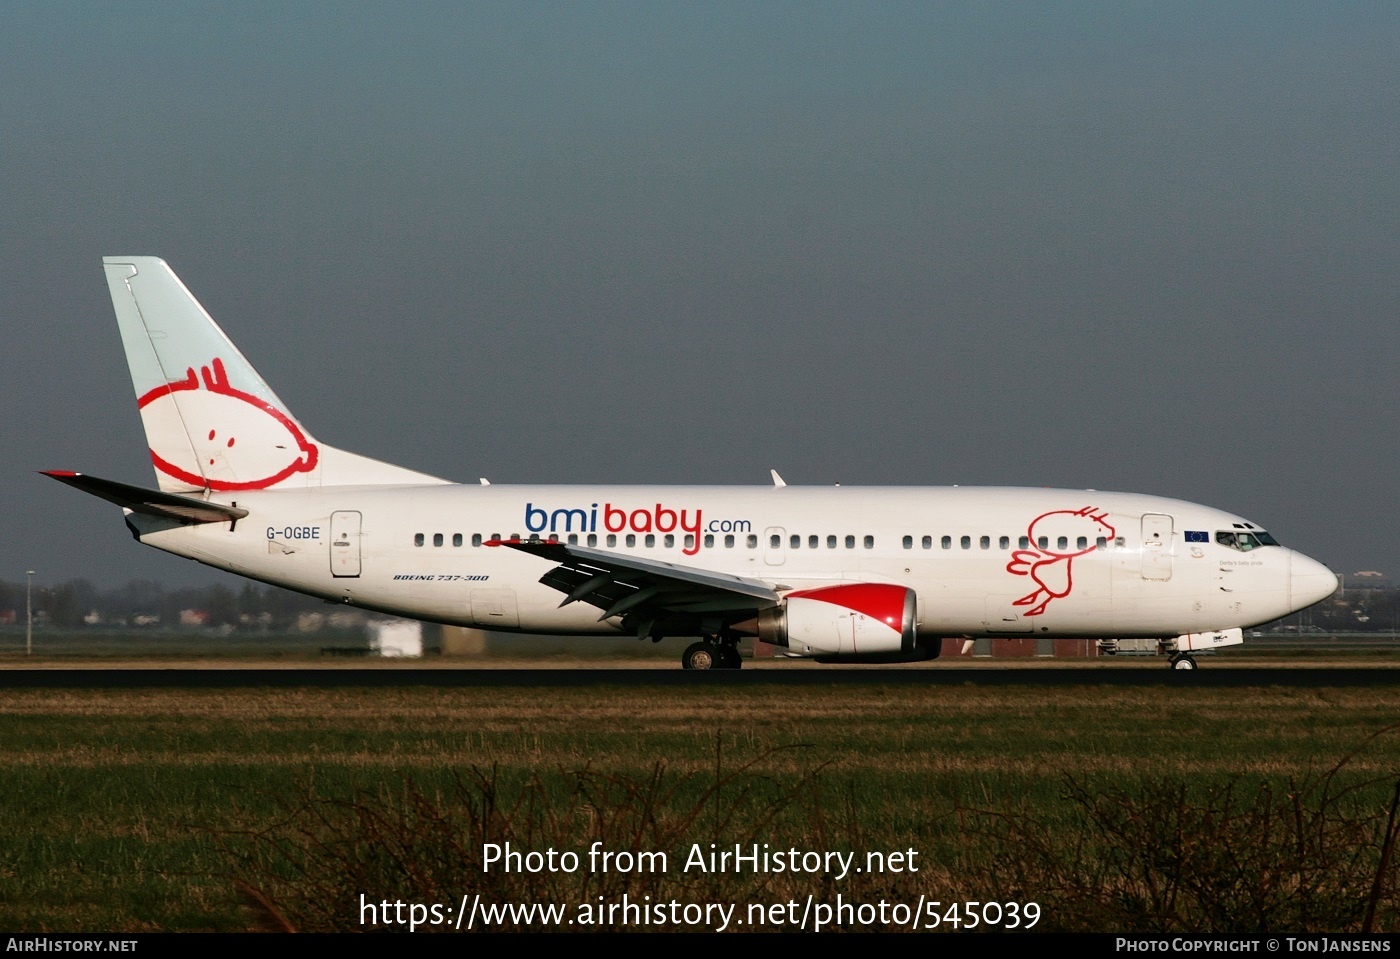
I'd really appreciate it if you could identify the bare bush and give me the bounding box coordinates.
[225,743,873,931]
[958,737,1400,932]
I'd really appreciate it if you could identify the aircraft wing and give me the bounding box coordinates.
[42,471,249,525]
[489,539,780,634]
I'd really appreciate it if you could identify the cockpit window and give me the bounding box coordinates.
[1217,530,1280,551]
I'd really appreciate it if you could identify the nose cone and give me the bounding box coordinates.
[1291,552,1340,611]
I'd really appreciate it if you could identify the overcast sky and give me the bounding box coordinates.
[3,1,1397,590]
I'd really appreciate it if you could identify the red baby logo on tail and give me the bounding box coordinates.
[137,358,319,491]
[1006,506,1115,616]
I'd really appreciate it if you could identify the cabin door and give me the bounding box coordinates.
[1141,513,1174,581]
[330,510,362,578]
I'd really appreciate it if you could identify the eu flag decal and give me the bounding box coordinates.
[1185,530,1209,543]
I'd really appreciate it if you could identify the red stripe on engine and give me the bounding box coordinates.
[786,583,908,626]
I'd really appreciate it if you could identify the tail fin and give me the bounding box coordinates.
[102,256,448,492]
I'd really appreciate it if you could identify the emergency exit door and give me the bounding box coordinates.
[764,527,787,566]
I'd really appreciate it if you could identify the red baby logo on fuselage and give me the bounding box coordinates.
[1005,506,1115,616]
[136,358,319,491]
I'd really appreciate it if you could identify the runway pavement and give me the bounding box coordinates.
[3,663,1400,688]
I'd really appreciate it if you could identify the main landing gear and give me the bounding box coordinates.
[681,637,743,670]
[1169,652,1198,671]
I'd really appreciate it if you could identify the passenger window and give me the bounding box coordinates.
[942,535,952,549]
[645,534,656,547]
[1077,536,1087,550]
[747,534,758,548]
[1038,536,1048,549]
[490,532,501,543]
[663,534,674,548]
[771,534,781,549]
[845,535,855,549]
[960,536,971,549]
[790,534,800,549]
[1115,536,1126,548]
[902,535,913,549]
[725,534,735,548]
[685,534,695,549]
[414,533,424,547]
[626,534,637,547]
[1056,536,1067,550]
[607,534,617,547]
[827,535,837,548]
[809,535,819,549]
[452,533,462,547]
[587,533,597,546]
[568,533,578,546]
[472,533,483,547]
[1019,536,1029,549]
[433,533,443,547]
[703,534,713,548]
[922,535,932,549]
[999,535,1009,549]
[980,535,990,549]
[1096,536,1107,550]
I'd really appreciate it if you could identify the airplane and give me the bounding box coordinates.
[45,256,1339,671]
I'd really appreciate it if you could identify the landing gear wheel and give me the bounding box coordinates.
[682,642,720,670]
[1169,653,1198,671]
[718,645,743,670]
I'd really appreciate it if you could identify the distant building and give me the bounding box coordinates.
[369,620,422,657]
[440,626,490,657]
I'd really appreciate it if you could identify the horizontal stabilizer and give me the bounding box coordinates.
[41,471,249,525]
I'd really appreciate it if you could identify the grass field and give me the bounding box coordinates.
[4,673,1400,931]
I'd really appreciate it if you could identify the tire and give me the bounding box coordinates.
[682,642,718,670]
[1170,653,1198,670]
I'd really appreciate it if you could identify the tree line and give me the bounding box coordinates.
[0,578,331,630]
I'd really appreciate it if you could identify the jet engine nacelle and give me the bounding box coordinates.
[754,583,920,659]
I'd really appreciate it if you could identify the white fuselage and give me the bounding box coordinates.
[128,483,1336,641]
